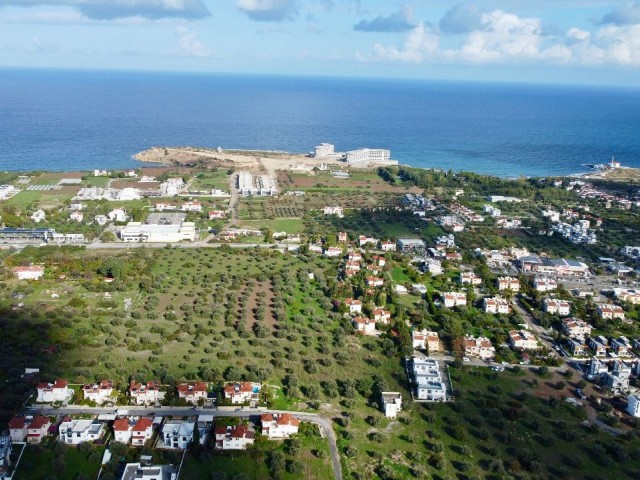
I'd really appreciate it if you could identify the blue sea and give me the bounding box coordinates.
[1,69,639,177]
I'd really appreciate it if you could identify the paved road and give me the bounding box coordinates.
[513,298,563,362]
[86,241,287,251]
[31,406,342,480]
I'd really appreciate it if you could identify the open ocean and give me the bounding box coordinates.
[1,69,639,177]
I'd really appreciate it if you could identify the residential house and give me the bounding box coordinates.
[260,413,300,439]
[113,417,135,444]
[345,252,362,263]
[372,255,386,267]
[94,215,108,226]
[131,418,154,447]
[162,422,194,449]
[423,259,442,275]
[381,392,402,419]
[129,381,165,406]
[412,330,441,353]
[627,394,640,418]
[603,361,632,392]
[69,211,84,223]
[214,425,255,450]
[181,200,202,212]
[82,380,114,405]
[465,336,496,360]
[509,330,539,350]
[543,299,571,316]
[410,357,440,376]
[58,419,105,445]
[442,292,466,308]
[562,318,592,339]
[323,206,344,217]
[497,276,520,292]
[588,357,609,376]
[26,416,51,444]
[119,462,176,480]
[177,382,208,405]
[533,277,558,292]
[459,272,482,286]
[31,209,46,223]
[359,235,378,247]
[37,379,71,403]
[366,277,384,287]
[108,208,128,223]
[372,308,391,325]
[409,358,447,402]
[308,244,323,254]
[223,382,260,405]
[445,252,462,262]
[346,259,361,270]
[483,297,510,314]
[208,210,226,220]
[588,336,608,357]
[338,232,348,243]
[324,247,343,258]
[12,265,44,280]
[344,298,362,314]
[155,203,176,212]
[567,338,588,356]
[8,417,28,443]
[598,304,625,320]
[610,337,632,357]
[353,317,376,335]
[380,240,396,251]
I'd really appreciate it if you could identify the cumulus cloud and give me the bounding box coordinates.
[236,0,298,22]
[598,1,640,26]
[173,26,210,57]
[368,23,440,62]
[360,7,640,68]
[0,0,210,20]
[439,3,482,34]
[354,5,415,33]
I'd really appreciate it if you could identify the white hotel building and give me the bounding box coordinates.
[346,148,391,165]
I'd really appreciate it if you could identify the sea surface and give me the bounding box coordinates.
[1,69,639,177]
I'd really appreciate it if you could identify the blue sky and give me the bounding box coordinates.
[1,1,639,86]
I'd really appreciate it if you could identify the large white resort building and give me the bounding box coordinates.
[314,143,335,158]
[118,212,196,243]
[346,148,392,165]
[237,171,277,196]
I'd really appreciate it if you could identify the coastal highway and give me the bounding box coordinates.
[30,405,343,480]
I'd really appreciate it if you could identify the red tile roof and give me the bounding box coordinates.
[8,417,26,429]
[133,418,153,432]
[28,416,50,430]
[113,418,131,432]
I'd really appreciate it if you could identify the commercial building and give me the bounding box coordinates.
[346,148,391,165]
[397,238,425,252]
[118,221,196,243]
[237,171,277,196]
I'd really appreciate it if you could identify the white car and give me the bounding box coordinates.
[463,357,471,362]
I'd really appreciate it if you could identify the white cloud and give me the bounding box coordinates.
[173,26,210,57]
[362,8,640,68]
[369,23,440,63]
[236,0,298,21]
[0,0,210,20]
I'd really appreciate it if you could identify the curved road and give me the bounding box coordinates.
[31,405,342,480]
